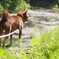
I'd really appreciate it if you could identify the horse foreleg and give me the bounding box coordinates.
[19,30,22,39]
[10,35,12,46]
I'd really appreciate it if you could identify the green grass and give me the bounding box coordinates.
[0,47,17,59]
[31,27,59,59]
[46,16,56,22]
[0,27,59,59]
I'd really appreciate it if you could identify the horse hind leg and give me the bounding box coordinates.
[3,29,10,48]
[0,39,1,46]
[3,36,8,48]
[0,29,3,46]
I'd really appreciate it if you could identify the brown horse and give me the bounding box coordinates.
[0,10,29,48]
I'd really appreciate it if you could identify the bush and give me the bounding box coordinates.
[0,0,31,13]
[15,0,30,13]
[31,27,59,59]
[0,4,4,13]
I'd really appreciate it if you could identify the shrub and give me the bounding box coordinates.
[0,0,31,13]
[30,27,59,59]
[15,0,30,12]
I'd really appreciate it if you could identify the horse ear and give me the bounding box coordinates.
[25,11,27,14]
[24,11,28,15]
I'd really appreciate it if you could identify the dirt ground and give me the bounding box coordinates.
[0,9,59,51]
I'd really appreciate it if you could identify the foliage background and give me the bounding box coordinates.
[0,0,59,13]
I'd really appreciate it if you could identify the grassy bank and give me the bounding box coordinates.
[0,27,59,59]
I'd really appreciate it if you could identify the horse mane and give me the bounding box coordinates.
[2,10,9,19]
